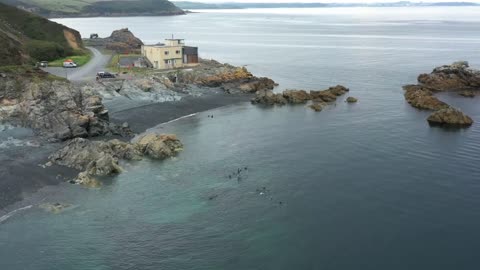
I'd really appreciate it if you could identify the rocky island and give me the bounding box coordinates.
[404,61,478,127]
[252,85,353,112]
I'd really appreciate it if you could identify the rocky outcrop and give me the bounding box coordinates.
[458,90,475,98]
[310,85,350,103]
[176,59,277,94]
[309,102,326,112]
[251,89,287,105]
[251,85,349,108]
[403,85,449,111]
[49,133,182,186]
[427,108,473,127]
[417,61,480,91]
[0,71,131,140]
[86,28,143,53]
[404,62,478,127]
[283,90,311,104]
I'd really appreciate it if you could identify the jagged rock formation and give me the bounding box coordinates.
[417,61,480,91]
[404,61,478,127]
[0,70,131,140]
[86,28,143,53]
[251,85,350,112]
[176,59,277,94]
[49,134,183,186]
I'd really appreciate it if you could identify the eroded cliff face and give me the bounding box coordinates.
[0,70,129,140]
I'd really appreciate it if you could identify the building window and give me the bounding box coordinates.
[164,51,169,55]
[176,50,181,54]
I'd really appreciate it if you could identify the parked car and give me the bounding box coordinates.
[96,71,116,79]
[39,61,48,68]
[63,61,77,68]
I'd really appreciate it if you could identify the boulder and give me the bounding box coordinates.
[251,89,286,105]
[346,97,358,103]
[427,108,473,127]
[458,90,475,98]
[283,90,311,104]
[309,102,325,112]
[135,133,183,159]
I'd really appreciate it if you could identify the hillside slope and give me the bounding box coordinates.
[0,0,185,17]
[0,2,85,65]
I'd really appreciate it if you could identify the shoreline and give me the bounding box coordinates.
[0,92,252,212]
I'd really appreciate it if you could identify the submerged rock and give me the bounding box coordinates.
[309,102,325,112]
[458,90,475,98]
[346,97,358,103]
[427,108,473,127]
[39,203,72,214]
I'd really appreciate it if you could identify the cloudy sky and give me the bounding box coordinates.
[181,0,480,2]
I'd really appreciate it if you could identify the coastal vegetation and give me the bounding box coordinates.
[0,0,184,17]
[0,2,86,65]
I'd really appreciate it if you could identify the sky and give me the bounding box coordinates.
[180,0,480,2]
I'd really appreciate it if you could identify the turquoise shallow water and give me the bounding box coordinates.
[2,7,480,269]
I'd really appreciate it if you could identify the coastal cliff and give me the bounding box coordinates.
[0,2,86,64]
[0,0,185,18]
[0,69,131,140]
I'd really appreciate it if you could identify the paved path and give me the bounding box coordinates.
[42,47,111,82]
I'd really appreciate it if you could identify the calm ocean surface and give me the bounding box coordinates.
[2,7,480,269]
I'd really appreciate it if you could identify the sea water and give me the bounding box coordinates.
[1,7,480,269]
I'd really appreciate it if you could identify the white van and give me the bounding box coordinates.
[63,62,77,68]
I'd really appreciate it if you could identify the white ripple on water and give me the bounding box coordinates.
[0,137,40,148]
[0,205,33,224]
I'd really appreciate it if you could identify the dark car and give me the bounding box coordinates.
[96,71,116,80]
[38,61,48,68]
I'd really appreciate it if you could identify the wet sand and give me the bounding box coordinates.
[109,93,252,133]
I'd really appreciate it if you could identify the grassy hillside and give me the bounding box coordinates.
[0,2,86,66]
[0,0,185,17]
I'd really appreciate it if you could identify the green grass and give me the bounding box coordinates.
[25,0,96,13]
[0,65,67,81]
[2,0,184,15]
[48,53,92,67]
